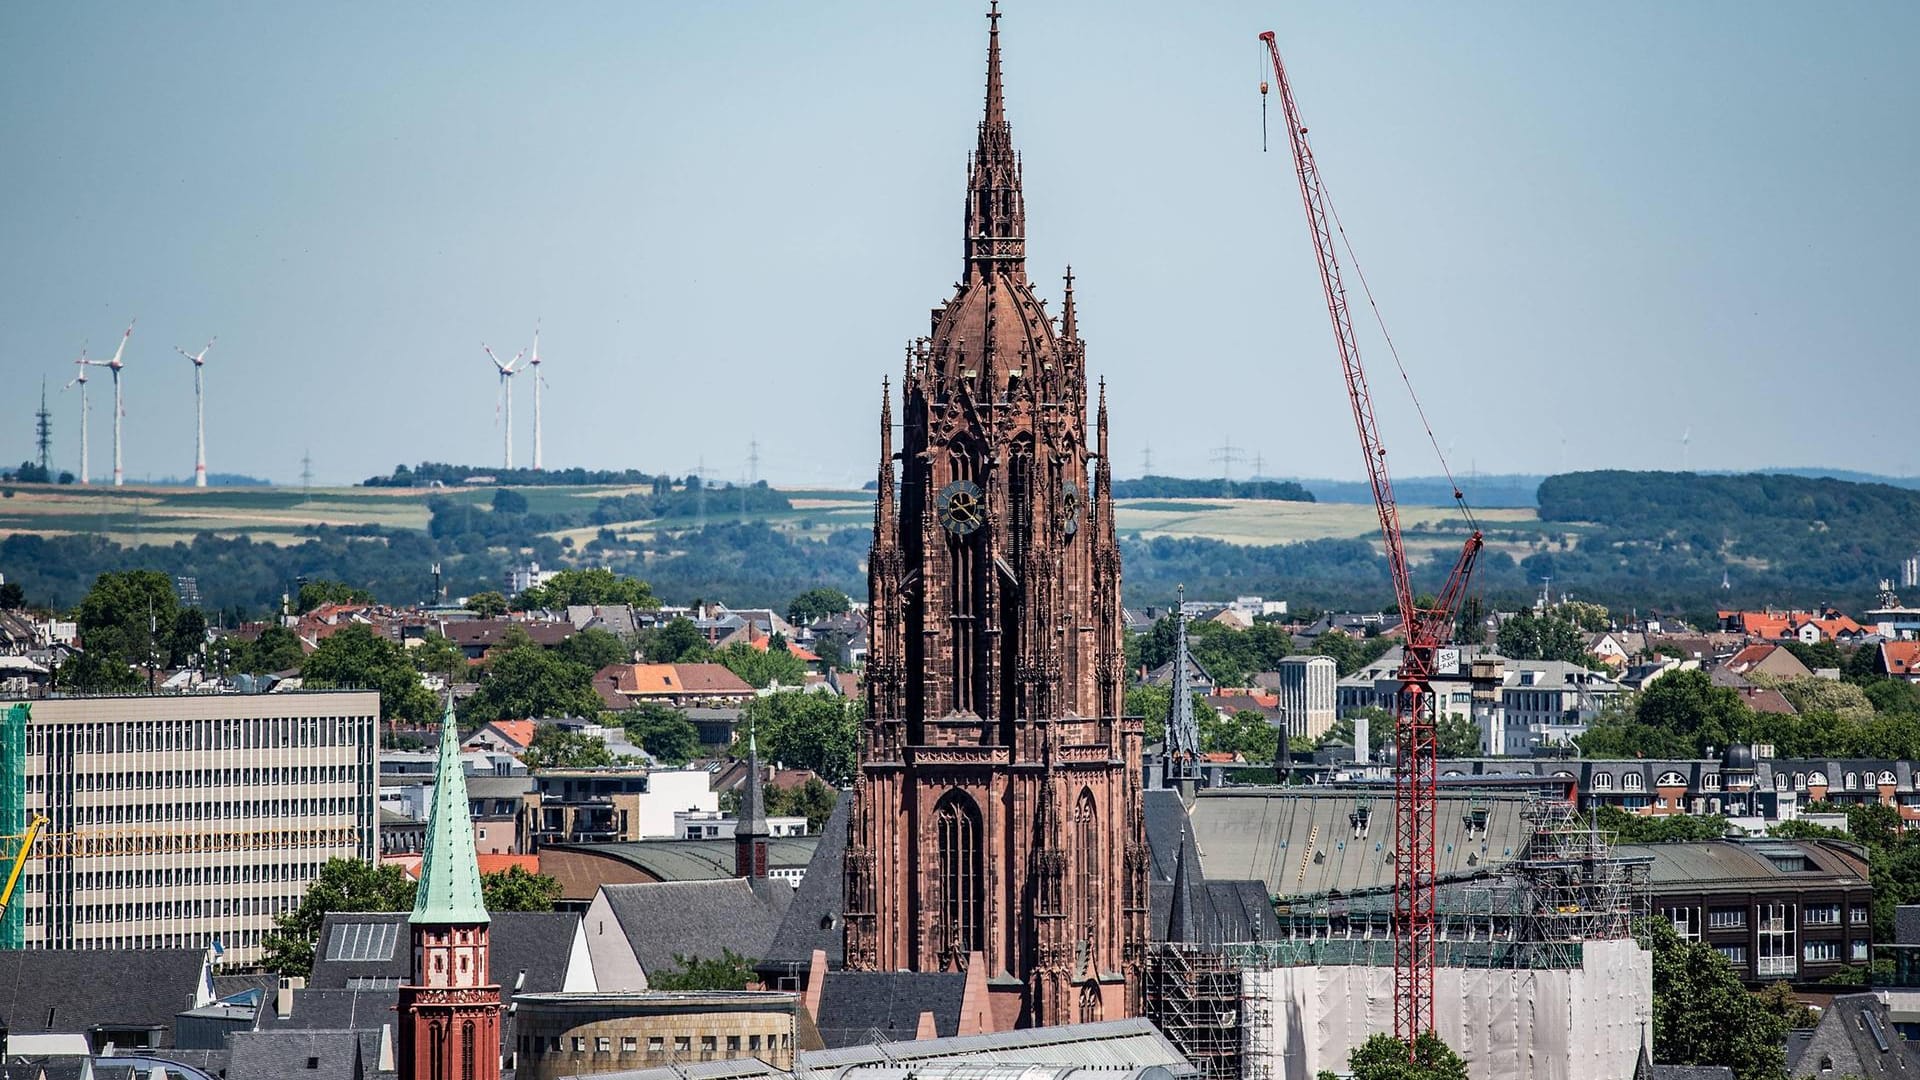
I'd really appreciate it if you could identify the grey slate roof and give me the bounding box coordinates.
[812,971,966,1047]
[1146,797,1282,946]
[257,987,399,1035]
[549,836,818,881]
[601,878,787,976]
[1895,904,1920,945]
[1783,992,1920,1079]
[0,949,208,1046]
[308,910,580,1000]
[759,793,851,979]
[1649,1068,1735,1080]
[1186,787,1534,898]
[227,1028,384,1080]
[565,1017,1198,1080]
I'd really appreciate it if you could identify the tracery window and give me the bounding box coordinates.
[937,791,984,959]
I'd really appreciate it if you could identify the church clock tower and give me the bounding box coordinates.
[844,4,1148,1029]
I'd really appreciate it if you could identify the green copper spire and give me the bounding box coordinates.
[411,696,489,925]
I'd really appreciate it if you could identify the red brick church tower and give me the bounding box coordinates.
[397,697,502,1080]
[844,4,1148,1029]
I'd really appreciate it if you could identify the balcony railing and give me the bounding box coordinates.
[1756,955,1797,977]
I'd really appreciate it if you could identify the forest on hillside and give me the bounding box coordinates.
[1526,471,1920,614]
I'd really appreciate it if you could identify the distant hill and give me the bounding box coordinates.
[1527,470,1920,613]
[1112,475,1314,502]
[1301,474,1543,508]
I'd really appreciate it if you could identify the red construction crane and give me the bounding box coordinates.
[1258,30,1484,1054]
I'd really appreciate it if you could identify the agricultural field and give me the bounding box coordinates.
[0,481,1564,557]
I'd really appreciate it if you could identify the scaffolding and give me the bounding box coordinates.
[1509,799,1649,969]
[2,703,26,948]
[1145,943,1243,1080]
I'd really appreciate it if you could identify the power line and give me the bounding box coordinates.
[1209,438,1245,481]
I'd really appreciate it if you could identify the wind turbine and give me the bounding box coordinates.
[528,322,546,472]
[482,343,525,470]
[63,349,94,485]
[174,336,217,487]
[102,320,134,486]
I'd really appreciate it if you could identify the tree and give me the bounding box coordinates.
[1435,711,1481,758]
[1752,981,1819,1029]
[766,777,840,832]
[786,587,851,625]
[1201,709,1278,762]
[515,567,659,611]
[644,617,711,663]
[555,627,631,671]
[1316,630,1396,678]
[238,624,307,674]
[647,948,757,991]
[261,858,418,977]
[1496,609,1589,664]
[408,631,468,679]
[621,704,701,765]
[1318,1032,1470,1080]
[296,579,373,613]
[74,569,179,672]
[522,726,615,768]
[56,650,142,692]
[1580,670,1755,759]
[1648,917,1788,1080]
[716,641,807,689]
[466,591,510,617]
[742,693,862,785]
[0,581,25,609]
[480,866,562,911]
[301,624,436,723]
[491,488,530,515]
[464,630,605,722]
[1318,706,1395,753]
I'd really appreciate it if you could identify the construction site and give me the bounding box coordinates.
[1145,799,1652,1080]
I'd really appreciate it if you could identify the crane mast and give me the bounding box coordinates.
[1258,30,1484,1054]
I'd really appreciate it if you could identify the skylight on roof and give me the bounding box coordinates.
[325,920,400,962]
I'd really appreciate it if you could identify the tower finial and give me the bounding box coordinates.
[985,2,1005,127]
[965,0,1025,277]
[1097,375,1109,460]
[1061,265,1078,342]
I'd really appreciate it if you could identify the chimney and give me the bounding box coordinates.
[276,975,305,1019]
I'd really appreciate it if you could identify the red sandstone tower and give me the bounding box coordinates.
[397,698,502,1080]
[844,3,1149,1029]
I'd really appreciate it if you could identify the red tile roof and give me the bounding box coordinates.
[1883,642,1920,678]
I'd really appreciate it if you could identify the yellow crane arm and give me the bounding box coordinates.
[0,814,49,920]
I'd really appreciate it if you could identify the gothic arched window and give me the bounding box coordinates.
[462,1021,476,1080]
[936,791,984,960]
[1074,789,1099,939]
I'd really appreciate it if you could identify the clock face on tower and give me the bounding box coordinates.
[1061,480,1081,536]
[937,480,985,536]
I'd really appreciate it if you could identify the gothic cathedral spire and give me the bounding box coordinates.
[846,5,1147,1030]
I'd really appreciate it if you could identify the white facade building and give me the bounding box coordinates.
[1273,655,1337,742]
[3,691,379,967]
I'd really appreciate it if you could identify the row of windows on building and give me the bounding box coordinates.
[1665,903,1869,933]
[64,797,360,826]
[17,895,300,927]
[61,860,338,891]
[1587,769,1907,793]
[27,715,371,755]
[523,1032,793,1058]
[63,926,269,950]
[1711,940,1869,963]
[50,763,364,793]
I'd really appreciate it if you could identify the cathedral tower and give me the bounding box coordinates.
[845,4,1148,1029]
[397,698,502,1080]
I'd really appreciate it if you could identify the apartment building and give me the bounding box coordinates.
[1,691,379,968]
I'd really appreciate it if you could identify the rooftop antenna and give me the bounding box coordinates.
[34,377,53,474]
[102,320,135,486]
[483,342,526,470]
[174,336,217,487]
[64,346,96,483]
[528,321,546,471]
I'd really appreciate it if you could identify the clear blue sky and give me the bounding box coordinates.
[3,2,1915,487]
